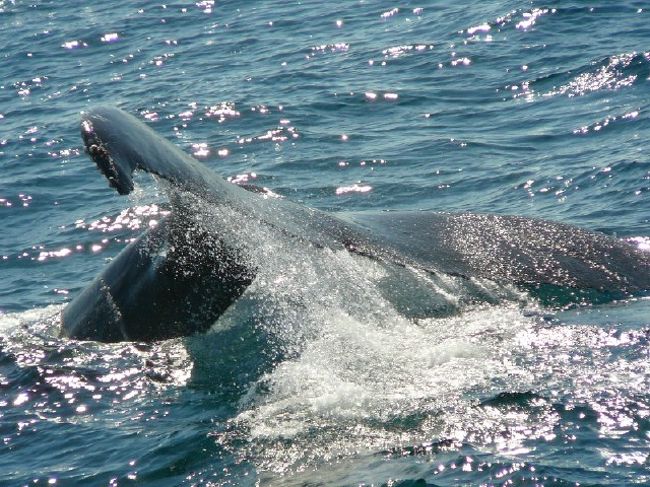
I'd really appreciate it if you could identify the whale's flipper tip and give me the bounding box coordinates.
[81,107,138,195]
[81,116,134,195]
[80,106,222,198]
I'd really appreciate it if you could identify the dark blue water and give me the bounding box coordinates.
[1,1,650,485]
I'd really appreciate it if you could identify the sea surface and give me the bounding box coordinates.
[1,1,650,485]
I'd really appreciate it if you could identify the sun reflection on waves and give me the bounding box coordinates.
[515,8,552,31]
[237,124,299,145]
[0,305,193,428]
[546,53,644,97]
[75,204,169,233]
[7,205,169,265]
[511,52,650,101]
[308,43,349,59]
[205,102,240,123]
[61,39,88,50]
[382,44,432,59]
[573,109,640,135]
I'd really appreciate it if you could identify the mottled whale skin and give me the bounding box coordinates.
[62,106,650,342]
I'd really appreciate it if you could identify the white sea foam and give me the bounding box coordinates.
[0,304,63,334]
[179,194,541,473]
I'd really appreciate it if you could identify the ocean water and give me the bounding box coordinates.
[1,0,650,485]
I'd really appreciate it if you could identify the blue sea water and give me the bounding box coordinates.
[1,0,650,485]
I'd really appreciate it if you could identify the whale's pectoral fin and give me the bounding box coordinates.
[81,106,228,197]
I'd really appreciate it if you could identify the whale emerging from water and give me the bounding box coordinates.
[62,106,650,342]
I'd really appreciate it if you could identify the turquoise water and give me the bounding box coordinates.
[1,1,650,485]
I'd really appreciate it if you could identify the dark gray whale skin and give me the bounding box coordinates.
[61,213,252,342]
[62,106,650,342]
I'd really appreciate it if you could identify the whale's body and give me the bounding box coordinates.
[62,107,650,342]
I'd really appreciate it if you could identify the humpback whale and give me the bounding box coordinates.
[62,106,650,342]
